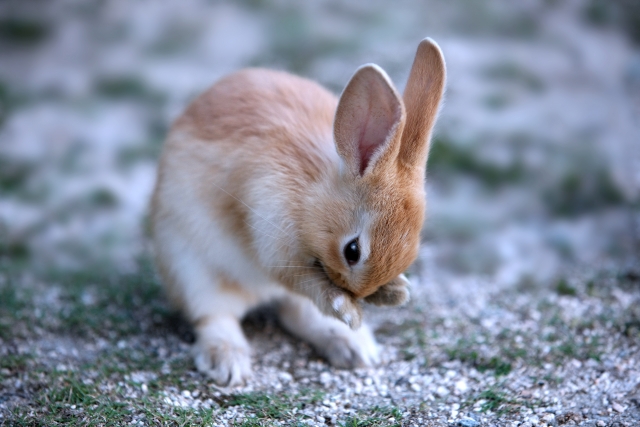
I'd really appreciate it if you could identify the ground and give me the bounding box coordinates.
[1,0,639,426]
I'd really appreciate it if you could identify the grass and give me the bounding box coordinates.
[95,76,165,104]
[441,276,622,375]
[214,389,325,424]
[248,4,360,76]
[428,133,628,217]
[0,156,29,192]
[8,368,218,426]
[583,0,640,44]
[0,18,49,45]
[539,311,604,364]
[482,62,544,92]
[428,136,525,189]
[446,337,514,377]
[0,273,32,339]
[4,340,213,426]
[339,406,403,427]
[555,278,577,297]
[543,167,625,217]
[0,352,32,375]
[470,388,529,415]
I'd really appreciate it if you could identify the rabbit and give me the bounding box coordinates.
[150,38,446,386]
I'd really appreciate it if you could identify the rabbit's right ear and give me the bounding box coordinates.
[334,65,405,177]
[398,38,446,170]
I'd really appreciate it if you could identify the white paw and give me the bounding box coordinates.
[329,292,362,329]
[319,323,380,369]
[192,340,252,387]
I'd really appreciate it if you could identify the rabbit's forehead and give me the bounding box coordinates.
[340,209,371,260]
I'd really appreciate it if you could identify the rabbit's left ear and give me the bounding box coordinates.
[364,274,410,306]
[334,64,405,177]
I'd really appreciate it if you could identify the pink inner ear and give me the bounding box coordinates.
[334,65,403,176]
[357,106,397,175]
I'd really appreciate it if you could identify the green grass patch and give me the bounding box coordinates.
[446,337,513,377]
[555,278,577,296]
[538,299,606,363]
[4,341,214,426]
[86,188,119,209]
[40,256,166,338]
[339,406,403,427]
[483,93,512,110]
[117,142,162,167]
[0,273,33,339]
[95,76,165,104]
[428,136,525,189]
[0,156,34,193]
[0,352,33,377]
[7,364,216,427]
[250,6,359,76]
[472,388,525,415]
[0,254,169,344]
[583,0,640,44]
[0,18,49,45]
[551,335,602,362]
[217,389,324,424]
[482,62,545,92]
[543,168,625,217]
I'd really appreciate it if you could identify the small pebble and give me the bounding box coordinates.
[457,417,480,427]
[435,386,449,397]
[278,372,293,383]
[542,413,555,424]
[455,379,468,393]
[612,402,625,413]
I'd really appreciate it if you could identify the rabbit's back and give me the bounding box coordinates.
[174,68,338,150]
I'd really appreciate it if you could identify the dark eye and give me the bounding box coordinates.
[343,238,360,265]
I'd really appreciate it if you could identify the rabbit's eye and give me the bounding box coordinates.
[343,239,360,265]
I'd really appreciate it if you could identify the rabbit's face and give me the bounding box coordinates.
[309,172,424,299]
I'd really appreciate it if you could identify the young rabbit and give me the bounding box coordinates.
[150,38,446,386]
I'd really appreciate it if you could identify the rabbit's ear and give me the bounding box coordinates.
[398,38,446,170]
[364,274,410,306]
[334,64,405,176]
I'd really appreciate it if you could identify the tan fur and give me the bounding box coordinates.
[150,39,446,385]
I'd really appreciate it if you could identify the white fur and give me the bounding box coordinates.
[332,295,345,312]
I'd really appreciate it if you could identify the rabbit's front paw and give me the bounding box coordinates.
[321,323,380,369]
[330,293,363,329]
[192,339,252,387]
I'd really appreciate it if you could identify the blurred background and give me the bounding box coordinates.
[0,0,638,306]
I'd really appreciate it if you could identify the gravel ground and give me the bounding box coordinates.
[1,0,639,426]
